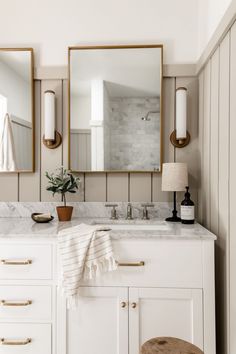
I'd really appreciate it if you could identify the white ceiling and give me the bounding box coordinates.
[0,51,31,82]
[70,47,161,97]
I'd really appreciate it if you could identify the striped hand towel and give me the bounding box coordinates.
[58,223,117,307]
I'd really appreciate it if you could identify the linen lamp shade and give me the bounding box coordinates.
[162,163,188,192]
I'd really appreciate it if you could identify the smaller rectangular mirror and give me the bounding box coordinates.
[0,48,34,172]
[69,45,163,172]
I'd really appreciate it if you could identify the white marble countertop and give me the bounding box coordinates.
[0,217,217,241]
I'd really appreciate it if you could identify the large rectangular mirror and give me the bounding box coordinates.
[69,45,163,172]
[0,48,34,172]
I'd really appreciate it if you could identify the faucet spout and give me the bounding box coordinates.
[126,203,133,220]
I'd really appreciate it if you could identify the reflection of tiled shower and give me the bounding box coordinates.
[105,97,160,171]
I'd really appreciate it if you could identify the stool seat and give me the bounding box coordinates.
[141,337,204,354]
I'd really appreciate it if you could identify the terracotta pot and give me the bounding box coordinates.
[56,206,73,221]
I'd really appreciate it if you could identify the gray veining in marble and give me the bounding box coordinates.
[0,202,174,219]
[0,201,216,241]
[0,217,216,241]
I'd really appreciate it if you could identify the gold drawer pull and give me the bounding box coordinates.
[0,300,32,307]
[118,261,145,267]
[0,259,32,265]
[0,338,31,345]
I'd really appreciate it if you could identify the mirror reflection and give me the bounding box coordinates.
[0,49,34,172]
[69,45,163,172]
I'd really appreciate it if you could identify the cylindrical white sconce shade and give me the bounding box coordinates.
[176,87,187,140]
[162,162,188,191]
[43,90,62,149]
[44,90,55,141]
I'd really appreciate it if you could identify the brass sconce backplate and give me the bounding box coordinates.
[43,131,62,149]
[170,130,191,148]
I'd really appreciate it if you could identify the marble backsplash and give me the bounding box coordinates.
[0,202,175,220]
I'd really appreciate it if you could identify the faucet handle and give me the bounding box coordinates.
[105,204,118,220]
[141,203,154,208]
[141,203,154,220]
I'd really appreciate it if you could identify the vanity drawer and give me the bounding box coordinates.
[0,244,52,280]
[0,285,52,321]
[81,239,203,288]
[0,323,51,354]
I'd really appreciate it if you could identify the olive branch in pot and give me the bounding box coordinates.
[45,167,80,206]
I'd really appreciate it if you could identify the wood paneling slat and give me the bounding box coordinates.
[85,173,106,202]
[175,77,199,209]
[107,173,128,202]
[130,173,151,202]
[198,71,204,223]
[217,31,230,354]
[19,81,41,201]
[62,80,84,202]
[202,61,211,228]
[62,80,68,167]
[229,21,236,354]
[209,49,220,235]
[152,77,175,202]
[0,174,18,201]
[40,80,63,202]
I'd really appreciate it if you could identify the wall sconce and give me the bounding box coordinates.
[170,87,190,148]
[43,90,62,149]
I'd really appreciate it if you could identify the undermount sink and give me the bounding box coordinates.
[108,223,171,231]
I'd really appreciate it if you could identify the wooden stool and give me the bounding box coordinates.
[141,337,204,354]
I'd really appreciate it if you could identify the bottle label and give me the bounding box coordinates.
[181,206,195,220]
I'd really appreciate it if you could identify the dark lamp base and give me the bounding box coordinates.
[165,216,181,222]
[166,191,181,222]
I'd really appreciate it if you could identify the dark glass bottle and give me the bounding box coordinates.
[181,186,195,224]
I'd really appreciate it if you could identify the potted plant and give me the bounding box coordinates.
[46,167,80,221]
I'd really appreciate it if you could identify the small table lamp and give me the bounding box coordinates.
[162,162,188,222]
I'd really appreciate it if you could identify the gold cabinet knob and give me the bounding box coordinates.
[121,302,127,308]
[131,302,137,309]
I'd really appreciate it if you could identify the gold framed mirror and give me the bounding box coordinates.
[68,44,163,173]
[0,48,34,172]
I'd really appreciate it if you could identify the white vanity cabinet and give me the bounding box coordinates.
[0,223,216,354]
[129,287,203,354]
[0,241,56,354]
[58,238,216,354]
[65,286,203,354]
[66,287,129,354]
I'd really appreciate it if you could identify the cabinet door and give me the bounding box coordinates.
[66,287,128,354]
[129,287,203,354]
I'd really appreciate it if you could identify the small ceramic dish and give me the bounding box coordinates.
[31,213,54,223]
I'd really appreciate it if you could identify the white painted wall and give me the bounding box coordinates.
[0,0,198,66]
[198,0,232,56]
